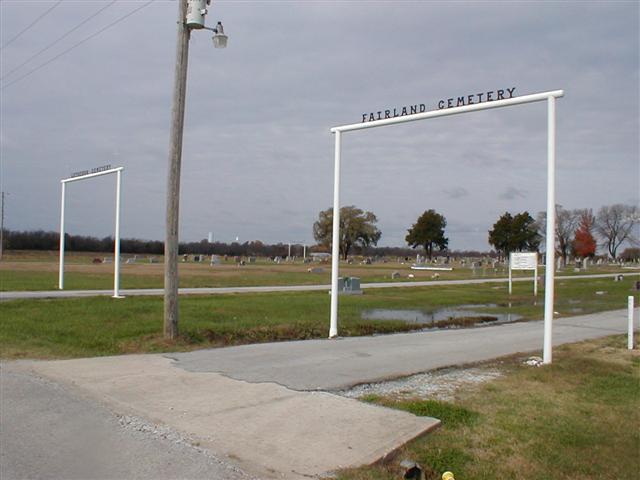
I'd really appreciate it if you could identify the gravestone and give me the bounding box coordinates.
[331,277,363,295]
[341,276,362,295]
[391,271,401,279]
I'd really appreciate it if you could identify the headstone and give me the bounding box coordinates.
[338,276,362,295]
[308,267,324,273]
[210,255,221,265]
[391,271,401,279]
[248,256,256,263]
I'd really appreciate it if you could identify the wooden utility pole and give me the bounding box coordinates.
[0,192,5,261]
[164,0,191,339]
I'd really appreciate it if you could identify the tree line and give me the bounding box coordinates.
[312,204,639,261]
[1,230,306,257]
[4,203,637,260]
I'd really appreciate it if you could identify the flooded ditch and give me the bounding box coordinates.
[361,304,522,330]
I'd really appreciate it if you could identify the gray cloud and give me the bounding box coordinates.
[443,187,469,200]
[1,1,638,251]
[500,187,528,201]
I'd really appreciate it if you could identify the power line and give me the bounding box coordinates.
[1,0,118,82]
[1,0,155,91]
[0,1,63,51]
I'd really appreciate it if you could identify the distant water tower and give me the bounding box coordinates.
[208,232,213,243]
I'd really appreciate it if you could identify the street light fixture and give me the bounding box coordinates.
[165,0,227,339]
[212,22,228,49]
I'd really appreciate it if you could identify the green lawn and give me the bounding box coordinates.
[1,276,636,359]
[337,335,640,480]
[2,250,632,291]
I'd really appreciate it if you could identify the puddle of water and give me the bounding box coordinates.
[362,304,521,326]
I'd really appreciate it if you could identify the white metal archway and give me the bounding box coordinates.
[59,166,124,298]
[328,89,563,364]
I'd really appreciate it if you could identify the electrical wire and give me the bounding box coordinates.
[1,0,155,91]
[1,0,118,82]
[0,1,63,51]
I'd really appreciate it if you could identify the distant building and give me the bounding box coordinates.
[310,252,331,260]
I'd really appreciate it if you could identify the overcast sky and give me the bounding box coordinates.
[1,0,638,251]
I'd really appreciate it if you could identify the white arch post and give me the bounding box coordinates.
[59,166,124,298]
[328,90,563,364]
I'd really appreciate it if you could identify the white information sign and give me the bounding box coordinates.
[511,252,537,271]
[509,252,538,296]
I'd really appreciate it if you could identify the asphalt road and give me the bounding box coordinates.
[1,272,634,300]
[0,366,253,480]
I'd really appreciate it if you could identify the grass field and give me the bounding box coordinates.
[0,250,634,291]
[337,335,640,480]
[1,275,636,359]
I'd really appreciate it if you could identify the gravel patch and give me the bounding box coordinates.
[335,366,502,401]
[118,414,258,480]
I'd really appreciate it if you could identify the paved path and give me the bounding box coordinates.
[169,308,636,390]
[1,272,634,300]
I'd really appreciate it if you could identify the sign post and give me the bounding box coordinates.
[509,252,538,296]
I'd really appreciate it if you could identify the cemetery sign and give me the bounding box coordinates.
[361,87,517,123]
[509,251,538,296]
[71,164,113,178]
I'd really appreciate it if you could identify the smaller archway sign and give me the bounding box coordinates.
[509,252,538,296]
[59,166,124,298]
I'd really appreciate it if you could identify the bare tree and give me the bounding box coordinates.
[595,204,639,259]
[536,205,579,266]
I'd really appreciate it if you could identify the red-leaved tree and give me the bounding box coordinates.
[572,209,596,258]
